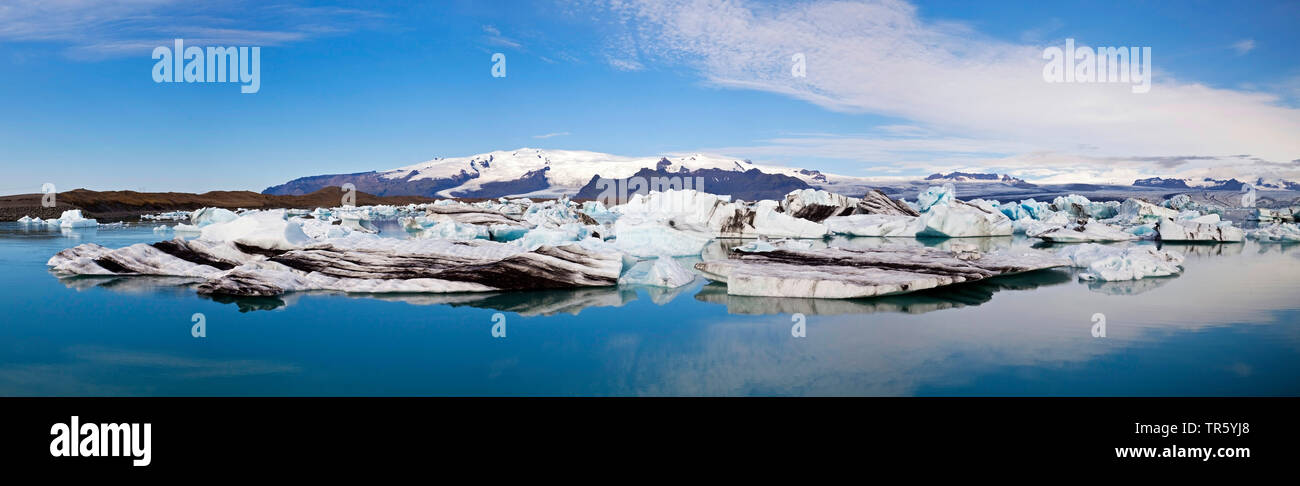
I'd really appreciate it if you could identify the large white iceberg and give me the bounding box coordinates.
[695,243,1067,299]
[615,189,828,239]
[57,210,98,228]
[618,256,696,288]
[190,207,239,227]
[1156,215,1244,242]
[1057,244,1184,281]
[611,215,711,257]
[824,214,919,237]
[916,200,1013,238]
[1030,221,1137,242]
[198,210,314,250]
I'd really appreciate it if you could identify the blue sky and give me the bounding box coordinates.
[0,0,1297,193]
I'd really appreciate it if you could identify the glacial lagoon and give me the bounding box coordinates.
[2,222,1299,396]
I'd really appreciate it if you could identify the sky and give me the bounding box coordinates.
[0,0,1297,193]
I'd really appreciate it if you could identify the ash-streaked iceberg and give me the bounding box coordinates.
[614,189,829,240]
[779,188,917,222]
[694,243,1067,299]
[1156,215,1244,242]
[1030,220,1138,243]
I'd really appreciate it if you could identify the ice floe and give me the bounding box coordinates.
[779,188,917,222]
[1030,220,1137,243]
[694,242,1067,299]
[190,207,239,227]
[1247,223,1300,243]
[50,235,622,297]
[615,189,829,240]
[618,256,697,288]
[1156,215,1244,242]
[1056,244,1184,281]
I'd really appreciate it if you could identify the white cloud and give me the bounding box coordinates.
[585,0,1300,183]
[0,0,383,58]
[606,56,644,71]
[1232,38,1256,55]
[482,24,522,49]
[532,131,571,139]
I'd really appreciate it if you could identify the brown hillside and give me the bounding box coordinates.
[0,187,446,221]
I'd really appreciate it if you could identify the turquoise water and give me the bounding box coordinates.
[2,222,1298,396]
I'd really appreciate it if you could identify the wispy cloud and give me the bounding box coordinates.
[482,24,522,49]
[582,0,1300,183]
[1232,38,1256,55]
[606,56,643,71]
[0,0,385,59]
[532,131,571,139]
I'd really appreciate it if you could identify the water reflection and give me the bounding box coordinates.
[1084,276,1174,296]
[1162,242,1244,258]
[56,275,202,294]
[54,266,1084,317]
[8,224,1300,396]
[693,269,1072,315]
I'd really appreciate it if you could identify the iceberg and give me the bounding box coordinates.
[779,188,917,222]
[1251,207,1299,222]
[198,210,314,250]
[694,244,1067,299]
[404,219,489,241]
[916,200,1013,238]
[615,189,828,239]
[1049,194,1119,220]
[611,215,711,257]
[823,214,919,237]
[1156,216,1244,242]
[580,200,619,225]
[916,184,955,212]
[1114,198,1179,225]
[49,235,623,297]
[336,209,379,234]
[190,207,238,227]
[511,222,597,250]
[1247,223,1300,243]
[1030,221,1138,242]
[1057,243,1184,281]
[57,210,98,228]
[618,256,697,288]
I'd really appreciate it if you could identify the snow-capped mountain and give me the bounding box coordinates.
[924,172,1033,186]
[1132,177,1299,191]
[263,148,878,199]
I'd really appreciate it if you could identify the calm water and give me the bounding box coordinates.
[2,222,1298,396]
